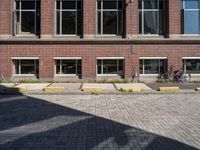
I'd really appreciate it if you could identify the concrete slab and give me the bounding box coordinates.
[82,83,116,92]
[16,83,50,91]
[49,83,81,91]
[115,83,153,91]
[0,83,15,92]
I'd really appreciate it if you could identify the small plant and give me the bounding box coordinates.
[18,79,43,83]
[0,79,12,83]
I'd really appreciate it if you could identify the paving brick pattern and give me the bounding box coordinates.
[0,94,200,150]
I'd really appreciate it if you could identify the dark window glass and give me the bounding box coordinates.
[98,12,101,34]
[185,59,200,74]
[139,60,143,74]
[140,59,167,74]
[144,0,158,9]
[56,60,81,75]
[21,1,35,9]
[62,11,76,34]
[103,60,118,74]
[77,60,82,75]
[97,60,102,74]
[20,60,35,74]
[118,1,122,9]
[21,11,35,35]
[139,0,163,35]
[143,11,159,34]
[62,1,76,9]
[14,0,40,36]
[138,1,142,9]
[56,60,61,74]
[97,59,124,75]
[16,1,20,10]
[62,60,76,74]
[57,1,60,9]
[103,1,117,9]
[77,1,82,9]
[98,1,101,9]
[98,0,123,35]
[103,11,117,34]
[57,11,60,34]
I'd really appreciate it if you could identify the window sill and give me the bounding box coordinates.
[13,74,36,77]
[95,35,123,39]
[54,74,79,77]
[53,35,81,39]
[97,74,123,76]
[11,35,39,39]
[140,74,159,76]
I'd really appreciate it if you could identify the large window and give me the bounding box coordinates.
[182,0,200,34]
[140,59,167,74]
[55,59,81,75]
[13,59,39,75]
[139,0,164,35]
[183,59,200,74]
[97,0,123,35]
[14,0,40,35]
[56,0,82,35]
[97,59,124,75]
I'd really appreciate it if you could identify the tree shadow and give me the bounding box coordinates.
[0,84,199,150]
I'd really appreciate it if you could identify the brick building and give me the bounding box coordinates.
[0,0,200,82]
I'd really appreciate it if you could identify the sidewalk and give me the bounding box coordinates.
[0,82,200,94]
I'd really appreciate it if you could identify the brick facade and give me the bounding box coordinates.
[0,0,200,82]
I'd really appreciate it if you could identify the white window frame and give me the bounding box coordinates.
[140,57,167,75]
[96,0,123,36]
[181,0,200,36]
[12,58,39,76]
[139,0,163,36]
[14,0,39,36]
[54,58,82,76]
[96,57,124,76]
[55,0,82,36]
[182,57,200,75]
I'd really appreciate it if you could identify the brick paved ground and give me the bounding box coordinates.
[0,94,200,150]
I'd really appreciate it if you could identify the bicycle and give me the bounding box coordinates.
[158,65,191,83]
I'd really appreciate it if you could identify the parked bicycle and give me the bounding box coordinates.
[158,65,191,83]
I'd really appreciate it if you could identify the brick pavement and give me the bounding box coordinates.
[0,94,200,150]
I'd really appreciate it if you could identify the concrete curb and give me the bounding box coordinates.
[159,87,180,92]
[82,88,103,93]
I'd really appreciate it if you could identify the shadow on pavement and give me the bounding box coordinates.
[0,84,199,150]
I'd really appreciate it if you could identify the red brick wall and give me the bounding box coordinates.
[0,0,11,36]
[0,43,200,80]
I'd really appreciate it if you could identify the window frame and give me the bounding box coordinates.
[13,59,39,76]
[181,0,200,35]
[183,57,200,74]
[54,58,82,76]
[139,0,164,36]
[139,57,167,75]
[96,0,123,36]
[13,0,40,36]
[55,0,82,36]
[96,58,124,76]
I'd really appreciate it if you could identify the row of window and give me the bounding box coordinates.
[12,58,200,78]
[13,0,200,36]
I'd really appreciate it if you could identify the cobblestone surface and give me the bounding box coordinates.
[0,94,200,150]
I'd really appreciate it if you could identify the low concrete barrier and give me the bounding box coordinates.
[159,87,180,92]
[5,86,27,93]
[82,88,103,93]
[43,87,65,92]
[196,87,200,91]
[120,87,142,93]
